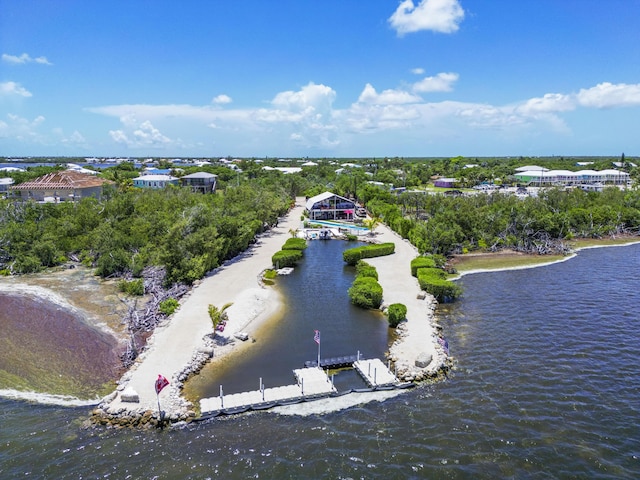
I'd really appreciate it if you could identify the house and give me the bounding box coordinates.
[10,169,111,202]
[306,192,356,221]
[132,174,179,189]
[181,172,218,193]
[0,178,14,194]
[433,178,457,188]
[513,169,630,186]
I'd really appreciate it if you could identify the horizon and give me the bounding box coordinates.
[1,1,639,158]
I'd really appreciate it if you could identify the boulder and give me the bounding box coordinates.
[120,387,140,403]
[415,352,433,368]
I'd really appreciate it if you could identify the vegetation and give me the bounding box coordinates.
[348,276,383,309]
[410,256,436,276]
[416,268,462,302]
[272,249,303,268]
[159,298,179,316]
[282,237,308,251]
[355,260,378,280]
[208,302,233,330]
[118,278,145,296]
[387,303,407,328]
[342,242,395,266]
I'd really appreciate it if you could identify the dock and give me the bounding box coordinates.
[200,367,336,416]
[199,355,404,418]
[354,358,398,387]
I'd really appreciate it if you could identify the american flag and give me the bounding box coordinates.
[314,330,320,345]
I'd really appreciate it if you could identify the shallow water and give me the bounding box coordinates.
[1,243,640,478]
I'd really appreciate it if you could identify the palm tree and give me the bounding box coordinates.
[208,302,233,331]
[363,216,382,236]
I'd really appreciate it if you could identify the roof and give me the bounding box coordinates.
[514,165,549,172]
[182,172,218,179]
[0,178,14,185]
[133,175,178,181]
[11,170,110,190]
[305,191,354,210]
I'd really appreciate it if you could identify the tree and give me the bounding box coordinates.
[208,302,233,331]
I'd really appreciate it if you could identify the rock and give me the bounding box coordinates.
[417,291,427,300]
[120,387,140,403]
[415,352,433,368]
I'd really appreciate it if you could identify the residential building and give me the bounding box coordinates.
[10,169,111,202]
[180,172,218,193]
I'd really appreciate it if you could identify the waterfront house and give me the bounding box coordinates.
[0,178,14,194]
[10,169,111,202]
[132,174,179,189]
[180,172,218,193]
[306,191,356,221]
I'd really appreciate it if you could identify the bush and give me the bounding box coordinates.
[417,268,462,302]
[387,303,407,327]
[343,242,395,266]
[345,233,358,241]
[282,237,308,250]
[118,278,145,296]
[348,276,383,309]
[263,269,277,280]
[272,249,303,268]
[159,298,179,316]
[355,260,378,280]
[411,256,436,276]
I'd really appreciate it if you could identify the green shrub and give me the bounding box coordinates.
[0,269,10,276]
[411,256,436,276]
[355,260,378,280]
[13,255,41,274]
[159,298,179,316]
[118,278,145,296]
[263,269,277,279]
[272,249,303,268]
[343,242,395,266]
[417,269,462,302]
[282,237,308,250]
[348,276,383,309]
[387,303,407,327]
[345,233,358,241]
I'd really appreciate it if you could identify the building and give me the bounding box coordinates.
[10,170,111,202]
[305,192,356,221]
[513,169,630,186]
[433,178,457,188]
[0,178,14,194]
[180,172,218,193]
[132,174,179,189]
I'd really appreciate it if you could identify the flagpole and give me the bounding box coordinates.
[317,332,321,369]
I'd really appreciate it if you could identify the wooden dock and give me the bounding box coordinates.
[200,367,336,416]
[354,358,398,387]
[304,354,359,369]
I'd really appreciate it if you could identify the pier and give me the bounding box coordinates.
[199,355,406,418]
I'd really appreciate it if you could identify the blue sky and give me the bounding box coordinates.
[1,0,640,158]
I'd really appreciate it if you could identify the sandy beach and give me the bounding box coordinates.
[95,200,446,423]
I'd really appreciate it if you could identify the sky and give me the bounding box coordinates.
[1,0,640,159]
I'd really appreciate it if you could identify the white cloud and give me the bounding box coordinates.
[516,93,575,115]
[357,83,422,105]
[0,81,32,97]
[108,118,172,148]
[271,82,336,114]
[212,94,232,104]
[389,0,465,35]
[109,130,130,145]
[2,53,52,65]
[576,82,640,108]
[412,72,459,92]
[133,120,171,145]
[411,67,425,75]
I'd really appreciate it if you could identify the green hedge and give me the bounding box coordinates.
[348,276,383,309]
[355,260,378,280]
[282,237,308,251]
[411,256,436,276]
[417,268,462,302]
[387,303,407,327]
[343,242,395,266]
[272,249,303,268]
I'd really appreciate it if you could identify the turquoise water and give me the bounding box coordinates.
[1,242,639,478]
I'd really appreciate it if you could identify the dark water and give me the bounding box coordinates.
[186,240,388,398]
[1,243,640,479]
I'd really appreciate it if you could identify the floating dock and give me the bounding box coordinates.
[199,355,404,418]
[200,367,336,417]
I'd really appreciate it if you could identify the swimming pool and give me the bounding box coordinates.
[308,220,370,231]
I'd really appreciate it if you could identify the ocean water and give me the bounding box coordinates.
[1,242,639,479]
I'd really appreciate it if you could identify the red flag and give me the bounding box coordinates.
[155,374,169,394]
[314,330,320,345]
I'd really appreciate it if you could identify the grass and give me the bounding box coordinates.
[451,236,639,276]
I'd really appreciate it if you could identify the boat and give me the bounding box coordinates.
[234,331,249,341]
